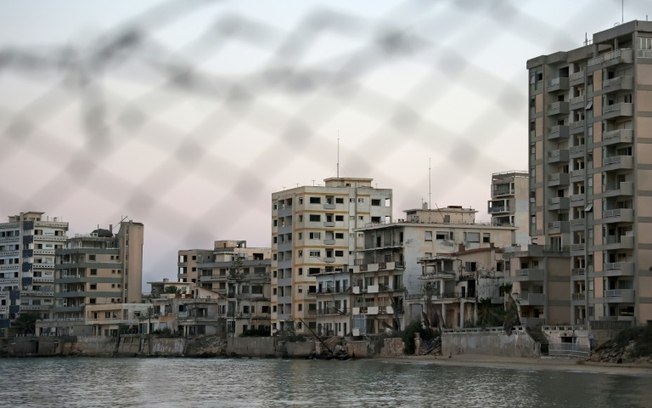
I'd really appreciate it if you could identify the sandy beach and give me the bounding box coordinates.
[383,354,652,376]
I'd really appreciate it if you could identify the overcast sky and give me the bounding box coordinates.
[0,0,650,290]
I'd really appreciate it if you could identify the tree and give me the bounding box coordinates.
[13,312,39,335]
[164,285,178,294]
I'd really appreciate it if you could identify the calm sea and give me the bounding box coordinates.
[1,358,651,407]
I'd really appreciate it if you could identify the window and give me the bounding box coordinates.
[298,304,303,312]
[436,231,451,240]
[336,197,344,204]
[88,254,96,261]
[425,231,433,241]
[335,250,344,257]
[482,233,491,243]
[335,215,344,222]
[309,250,320,257]
[310,197,321,204]
[90,284,97,290]
[90,269,97,275]
[298,268,303,275]
[465,232,480,243]
[309,214,320,222]
[309,232,321,239]
[371,199,381,206]
[335,232,344,239]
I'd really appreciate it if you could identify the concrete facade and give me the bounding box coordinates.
[271,177,392,336]
[356,206,514,332]
[527,20,652,326]
[0,211,68,331]
[488,171,530,248]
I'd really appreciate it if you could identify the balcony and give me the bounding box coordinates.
[570,243,585,253]
[569,96,585,110]
[21,289,54,297]
[548,125,569,140]
[598,235,634,250]
[602,155,633,172]
[602,129,633,146]
[603,181,633,198]
[492,184,514,197]
[569,145,585,159]
[569,71,585,85]
[570,218,586,230]
[547,197,569,211]
[572,293,586,302]
[569,169,586,182]
[547,101,569,116]
[602,208,634,224]
[602,102,633,119]
[547,149,569,164]
[571,268,586,277]
[547,221,569,234]
[547,77,569,92]
[588,48,633,67]
[488,200,509,214]
[0,277,19,285]
[547,173,569,187]
[513,268,544,282]
[352,261,404,274]
[604,262,635,277]
[569,120,585,134]
[570,194,586,207]
[518,292,545,306]
[604,289,634,303]
[602,75,633,94]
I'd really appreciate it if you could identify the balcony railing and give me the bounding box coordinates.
[602,128,633,145]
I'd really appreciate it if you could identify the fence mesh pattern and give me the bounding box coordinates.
[0,0,647,282]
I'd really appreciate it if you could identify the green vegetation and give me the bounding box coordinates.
[164,285,179,294]
[12,312,39,335]
[240,327,270,337]
[612,325,652,357]
[401,320,436,355]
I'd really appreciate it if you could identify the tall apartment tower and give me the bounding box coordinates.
[0,212,68,331]
[527,20,652,326]
[271,177,392,335]
[47,220,144,335]
[488,171,530,248]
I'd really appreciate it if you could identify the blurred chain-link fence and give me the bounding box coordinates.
[0,0,646,283]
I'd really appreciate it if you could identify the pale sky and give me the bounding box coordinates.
[0,0,650,290]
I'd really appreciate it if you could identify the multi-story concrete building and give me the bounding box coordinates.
[355,206,514,332]
[527,20,652,326]
[271,177,392,336]
[178,249,213,286]
[0,211,68,332]
[195,240,271,336]
[488,171,530,248]
[41,220,144,335]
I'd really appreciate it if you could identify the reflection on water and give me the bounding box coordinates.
[0,358,650,408]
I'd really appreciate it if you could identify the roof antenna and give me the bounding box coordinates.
[337,132,340,178]
[428,157,432,210]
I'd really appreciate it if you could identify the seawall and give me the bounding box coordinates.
[441,327,540,358]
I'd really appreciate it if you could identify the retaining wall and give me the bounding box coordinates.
[442,327,540,358]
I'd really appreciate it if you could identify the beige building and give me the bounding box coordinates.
[40,220,144,335]
[178,249,213,286]
[527,20,652,326]
[356,206,514,332]
[271,177,393,336]
[488,171,530,248]
[0,211,68,332]
[195,240,271,336]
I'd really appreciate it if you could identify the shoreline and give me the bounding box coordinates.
[382,353,652,376]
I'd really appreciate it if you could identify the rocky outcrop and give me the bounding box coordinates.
[588,326,652,364]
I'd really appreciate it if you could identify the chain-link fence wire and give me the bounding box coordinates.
[0,0,645,283]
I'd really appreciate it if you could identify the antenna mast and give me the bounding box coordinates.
[428,157,432,210]
[337,132,340,178]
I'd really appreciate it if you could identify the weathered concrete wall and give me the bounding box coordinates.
[379,338,404,357]
[73,336,116,357]
[285,340,314,358]
[150,338,186,356]
[227,337,276,357]
[346,341,370,358]
[442,328,540,358]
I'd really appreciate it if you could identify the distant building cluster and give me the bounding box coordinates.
[2,20,652,338]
